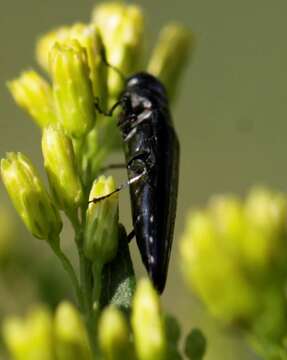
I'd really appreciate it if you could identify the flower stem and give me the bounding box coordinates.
[49,237,83,309]
[92,261,103,315]
[75,213,101,359]
[78,246,101,358]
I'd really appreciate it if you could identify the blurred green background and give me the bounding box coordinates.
[1,0,287,359]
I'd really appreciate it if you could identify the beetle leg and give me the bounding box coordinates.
[123,127,137,142]
[88,167,147,204]
[131,109,153,129]
[99,46,126,84]
[127,229,135,243]
[121,111,153,142]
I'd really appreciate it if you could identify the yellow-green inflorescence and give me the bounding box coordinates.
[180,187,287,358]
[2,306,55,360]
[2,281,175,360]
[1,2,192,360]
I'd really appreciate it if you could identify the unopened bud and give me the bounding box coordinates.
[8,70,57,128]
[54,302,91,360]
[1,152,62,240]
[49,40,95,138]
[84,175,119,265]
[42,126,83,214]
[132,279,167,360]
[148,24,192,100]
[99,306,133,360]
[36,26,71,71]
[68,24,108,105]
[92,3,144,99]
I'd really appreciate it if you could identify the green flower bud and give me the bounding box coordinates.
[42,126,83,215]
[50,40,95,138]
[184,329,206,360]
[92,3,144,99]
[0,152,62,240]
[148,24,192,100]
[36,26,71,71]
[68,24,108,105]
[99,306,133,360]
[8,70,57,128]
[2,306,54,360]
[54,302,92,360]
[37,24,108,105]
[132,279,167,360]
[84,175,119,264]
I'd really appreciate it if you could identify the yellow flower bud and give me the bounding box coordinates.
[99,306,133,360]
[36,26,71,71]
[132,279,167,360]
[42,126,83,214]
[8,70,57,128]
[36,23,108,105]
[148,24,192,100]
[2,306,54,360]
[49,40,95,138]
[54,302,92,360]
[84,175,119,265]
[0,152,62,240]
[92,3,144,99]
[67,24,108,105]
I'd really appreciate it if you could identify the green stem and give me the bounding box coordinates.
[75,217,100,359]
[79,248,98,358]
[92,262,103,315]
[49,238,83,309]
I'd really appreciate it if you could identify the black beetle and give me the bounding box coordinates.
[94,72,179,294]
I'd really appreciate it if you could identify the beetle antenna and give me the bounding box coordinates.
[95,97,122,117]
[100,46,126,84]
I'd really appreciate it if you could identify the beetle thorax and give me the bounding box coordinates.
[130,93,152,112]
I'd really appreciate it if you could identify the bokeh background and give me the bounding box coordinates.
[1,0,287,359]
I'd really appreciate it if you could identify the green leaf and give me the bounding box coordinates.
[100,225,135,313]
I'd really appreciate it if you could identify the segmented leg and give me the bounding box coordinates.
[127,229,135,243]
[88,167,147,204]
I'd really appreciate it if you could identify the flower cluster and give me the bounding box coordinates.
[0,2,192,359]
[180,187,287,358]
[2,279,205,360]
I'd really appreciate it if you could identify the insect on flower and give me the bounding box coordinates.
[91,67,179,294]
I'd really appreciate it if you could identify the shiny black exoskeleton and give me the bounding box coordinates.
[118,72,179,293]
